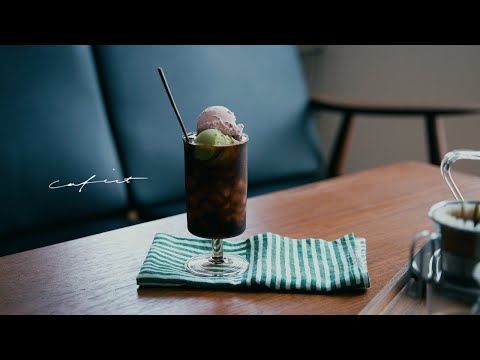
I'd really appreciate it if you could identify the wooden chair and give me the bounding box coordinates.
[310,94,480,177]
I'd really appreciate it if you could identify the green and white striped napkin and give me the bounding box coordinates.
[137,232,370,292]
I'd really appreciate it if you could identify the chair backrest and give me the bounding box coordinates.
[0,45,128,236]
[94,45,326,213]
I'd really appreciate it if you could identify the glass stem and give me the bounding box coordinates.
[211,239,224,264]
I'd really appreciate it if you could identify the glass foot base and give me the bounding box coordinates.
[185,254,249,277]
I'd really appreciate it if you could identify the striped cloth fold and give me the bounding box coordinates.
[137,232,370,292]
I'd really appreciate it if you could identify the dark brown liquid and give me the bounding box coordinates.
[439,205,480,258]
[184,137,247,239]
[441,226,480,259]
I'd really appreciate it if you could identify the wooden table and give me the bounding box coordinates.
[1,161,479,314]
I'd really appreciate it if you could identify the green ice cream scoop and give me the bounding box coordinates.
[194,129,235,160]
[195,128,235,145]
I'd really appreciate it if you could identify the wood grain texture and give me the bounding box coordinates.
[380,284,427,315]
[359,262,412,315]
[1,161,479,315]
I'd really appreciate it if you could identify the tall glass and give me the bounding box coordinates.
[183,132,249,277]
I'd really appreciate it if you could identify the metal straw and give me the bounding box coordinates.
[157,67,189,141]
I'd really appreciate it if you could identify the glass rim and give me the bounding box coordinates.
[183,131,249,146]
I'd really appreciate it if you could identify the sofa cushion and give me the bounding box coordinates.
[0,45,129,236]
[0,215,136,257]
[93,45,326,213]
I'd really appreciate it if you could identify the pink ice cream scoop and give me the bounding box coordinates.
[196,106,244,140]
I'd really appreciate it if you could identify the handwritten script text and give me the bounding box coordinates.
[49,174,148,193]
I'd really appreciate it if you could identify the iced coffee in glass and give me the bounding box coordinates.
[183,106,249,277]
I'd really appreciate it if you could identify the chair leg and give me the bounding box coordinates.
[329,111,355,177]
[425,114,447,165]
